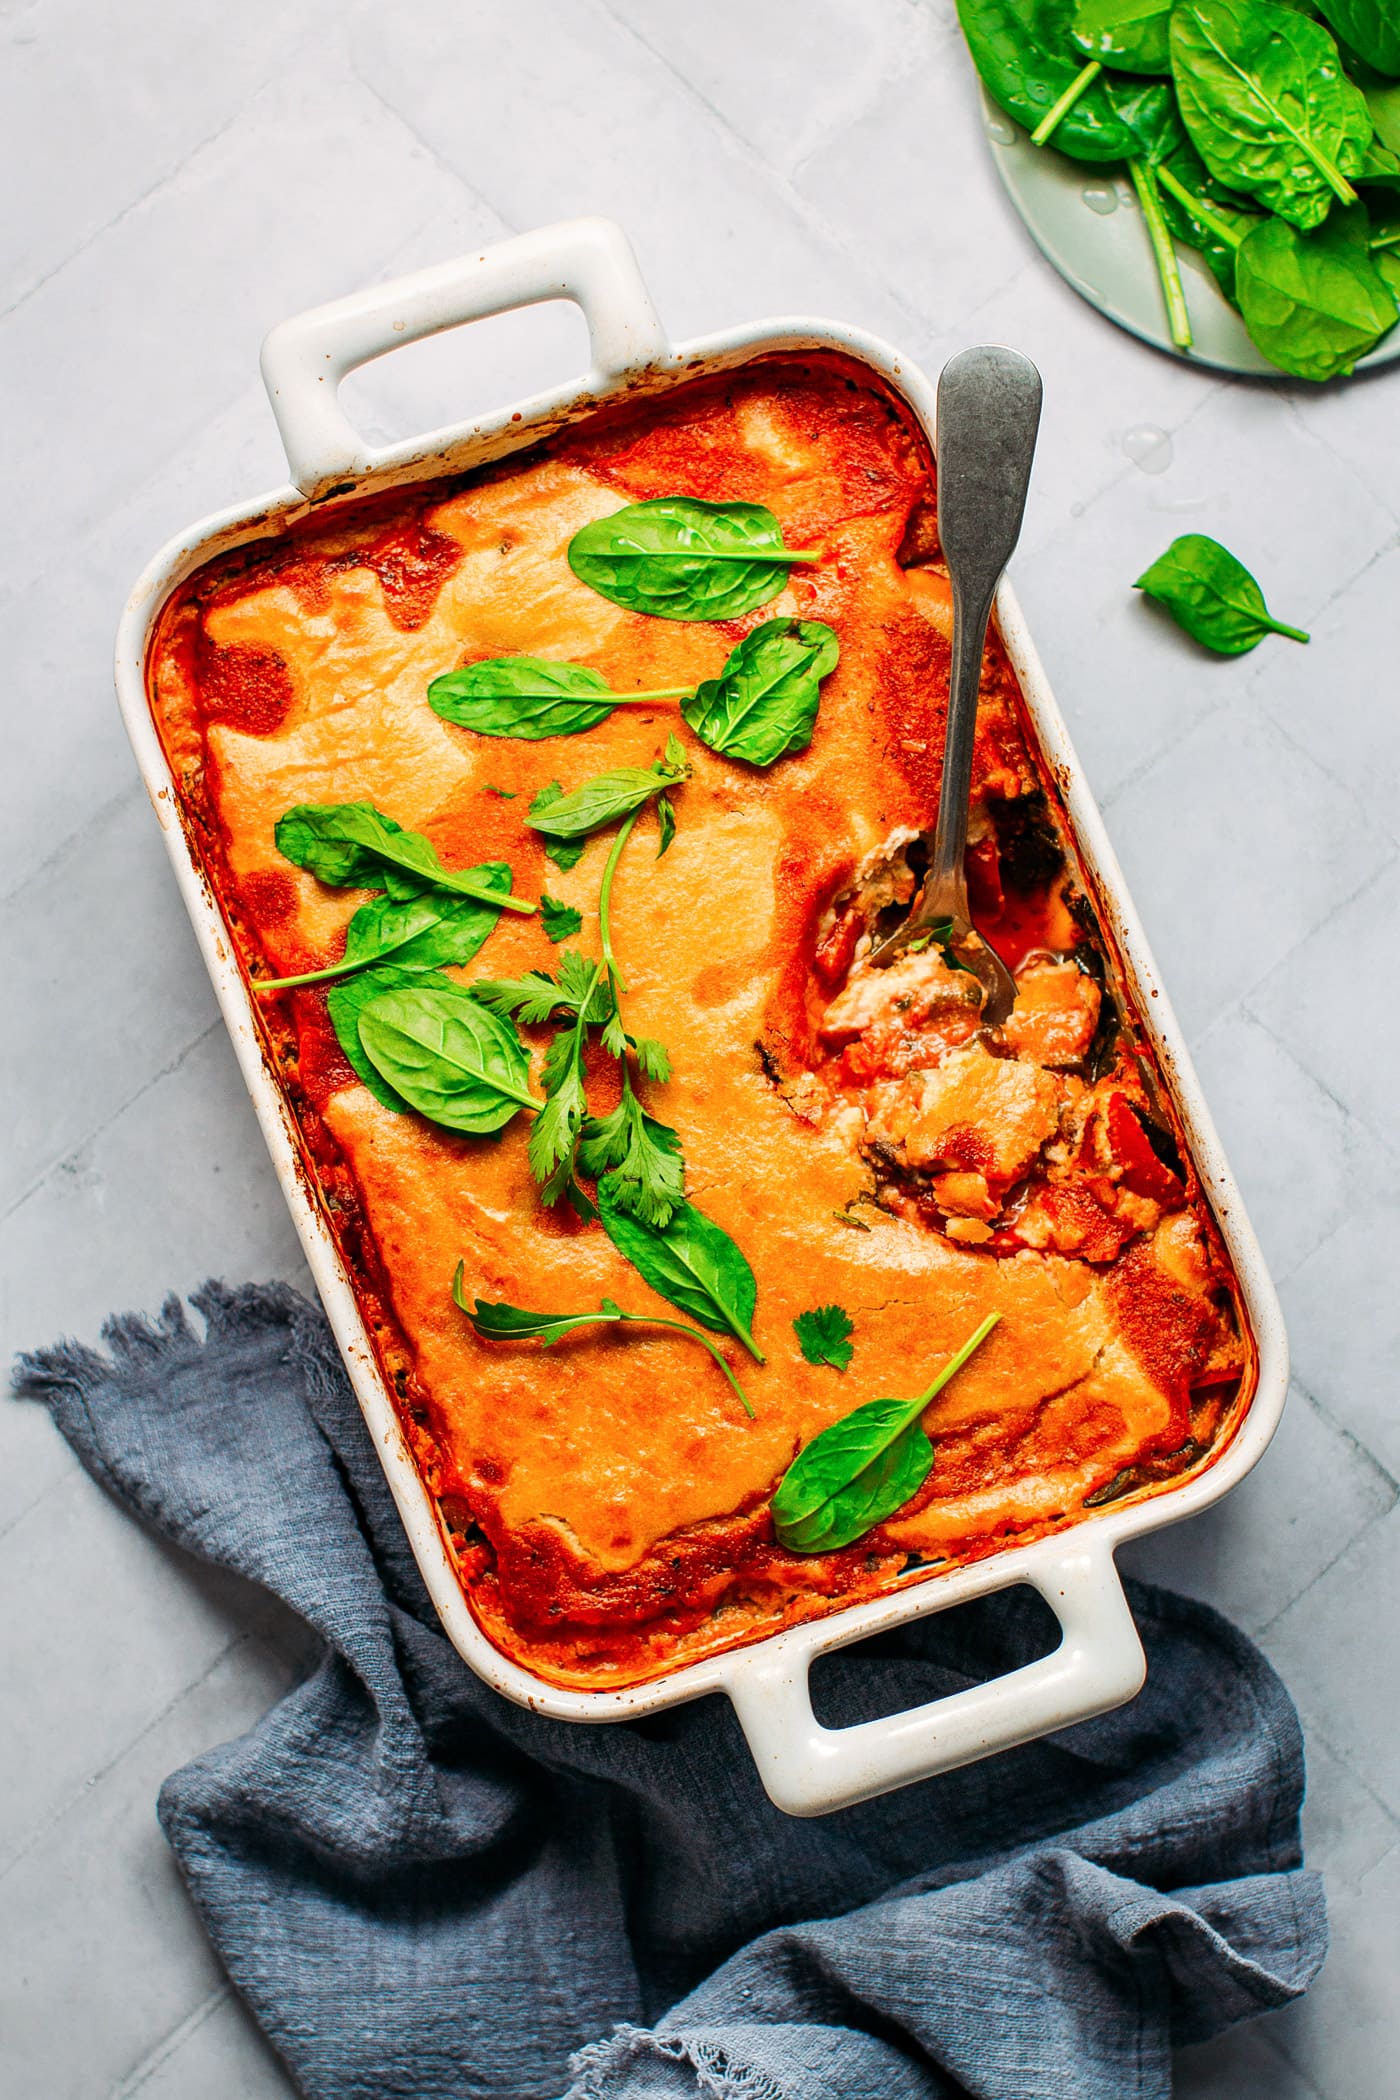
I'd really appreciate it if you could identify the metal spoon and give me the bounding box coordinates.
[868,344,1043,1026]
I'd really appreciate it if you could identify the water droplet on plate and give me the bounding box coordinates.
[986,114,1017,145]
[1082,183,1118,216]
[1122,424,1173,474]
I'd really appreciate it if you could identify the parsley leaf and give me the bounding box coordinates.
[794,1304,855,1372]
[578,1094,685,1228]
[539,894,583,943]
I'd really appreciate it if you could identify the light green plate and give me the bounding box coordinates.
[981,90,1400,380]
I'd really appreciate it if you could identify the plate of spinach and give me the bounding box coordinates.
[959,0,1400,380]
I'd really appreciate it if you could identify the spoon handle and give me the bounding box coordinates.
[924,346,1043,904]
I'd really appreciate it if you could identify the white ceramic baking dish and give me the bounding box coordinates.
[115,216,1288,1817]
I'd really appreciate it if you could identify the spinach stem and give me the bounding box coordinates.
[1129,158,1193,351]
[616,550,820,564]
[1370,227,1400,254]
[1266,618,1311,644]
[609,688,690,704]
[906,1314,1001,1419]
[1029,60,1101,147]
[1156,163,1246,250]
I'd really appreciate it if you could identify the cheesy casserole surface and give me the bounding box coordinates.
[148,355,1252,1689]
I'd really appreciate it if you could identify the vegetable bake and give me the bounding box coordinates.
[148,353,1253,1690]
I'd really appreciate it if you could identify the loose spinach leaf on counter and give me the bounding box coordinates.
[568,498,819,622]
[429,655,690,740]
[597,1181,763,1361]
[1135,534,1311,652]
[578,1097,685,1229]
[1316,0,1400,77]
[326,963,439,1114]
[455,1273,755,1416]
[539,894,583,943]
[1072,0,1173,73]
[526,735,691,841]
[682,619,840,767]
[275,801,535,914]
[1235,201,1399,376]
[794,1305,855,1373]
[1170,0,1372,228]
[355,980,538,1134]
[256,864,514,991]
[772,1315,999,1554]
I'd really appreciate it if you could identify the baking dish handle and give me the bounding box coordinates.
[724,1538,1145,1817]
[259,216,671,498]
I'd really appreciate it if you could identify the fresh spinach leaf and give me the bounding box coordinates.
[1236,200,1399,375]
[568,498,819,622]
[772,1315,999,1553]
[275,801,534,915]
[1170,0,1371,227]
[326,963,439,1113]
[578,1096,685,1228]
[539,895,583,943]
[596,1181,763,1361]
[1135,533,1311,650]
[454,1272,754,1416]
[1158,148,1261,299]
[682,619,839,767]
[1072,0,1174,71]
[355,980,538,1134]
[1316,0,1400,75]
[429,655,689,740]
[256,865,513,991]
[956,0,1177,155]
[794,1305,855,1373]
[526,735,690,840]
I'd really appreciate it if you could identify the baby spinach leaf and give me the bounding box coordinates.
[1135,533,1311,651]
[526,735,690,841]
[772,1315,999,1554]
[256,865,513,991]
[539,895,583,943]
[326,963,439,1113]
[597,1181,763,1361]
[1072,0,1174,71]
[1316,0,1400,76]
[1170,0,1371,228]
[275,801,535,914]
[956,0,1176,156]
[1158,148,1260,299]
[578,1096,686,1228]
[568,497,819,622]
[428,655,689,740]
[355,980,538,1135]
[1235,200,1399,375]
[794,1305,855,1373]
[454,1271,754,1416]
[682,619,840,767]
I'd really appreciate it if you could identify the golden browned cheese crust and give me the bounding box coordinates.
[148,356,1253,1689]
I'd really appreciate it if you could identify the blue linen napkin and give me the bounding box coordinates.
[15,1281,1325,2100]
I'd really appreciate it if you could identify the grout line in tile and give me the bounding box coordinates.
[112,1981,234,2100]
[0,779,142,911]
[0,1440,78,1549]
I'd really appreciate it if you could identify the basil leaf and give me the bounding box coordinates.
[530,784,587,870]
[596,1180,763,1361]
[326,963,441,1113]
[356,980,538,1134]
[1235,201,1398,376]
[1072,0,1173,71]
[793,1305,855,1373]
[956,0,1177,156]
[579,1098,686,1228]
[772,1315,999,1554]
[1170,0,1371,229]
[681,618,839,768]
[568,498,818,622]
[539,895,583,943]
[1316,0,1400,75]
[526,736,690,840]
[428,656,689,740]
[275,801,533,914]
[1135,533,1311,651]
[454,1272,754,1416]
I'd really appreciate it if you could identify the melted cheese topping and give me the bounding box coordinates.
[148,356,1252,1689]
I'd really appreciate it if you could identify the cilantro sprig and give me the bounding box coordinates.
[794,1305,855,1372]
